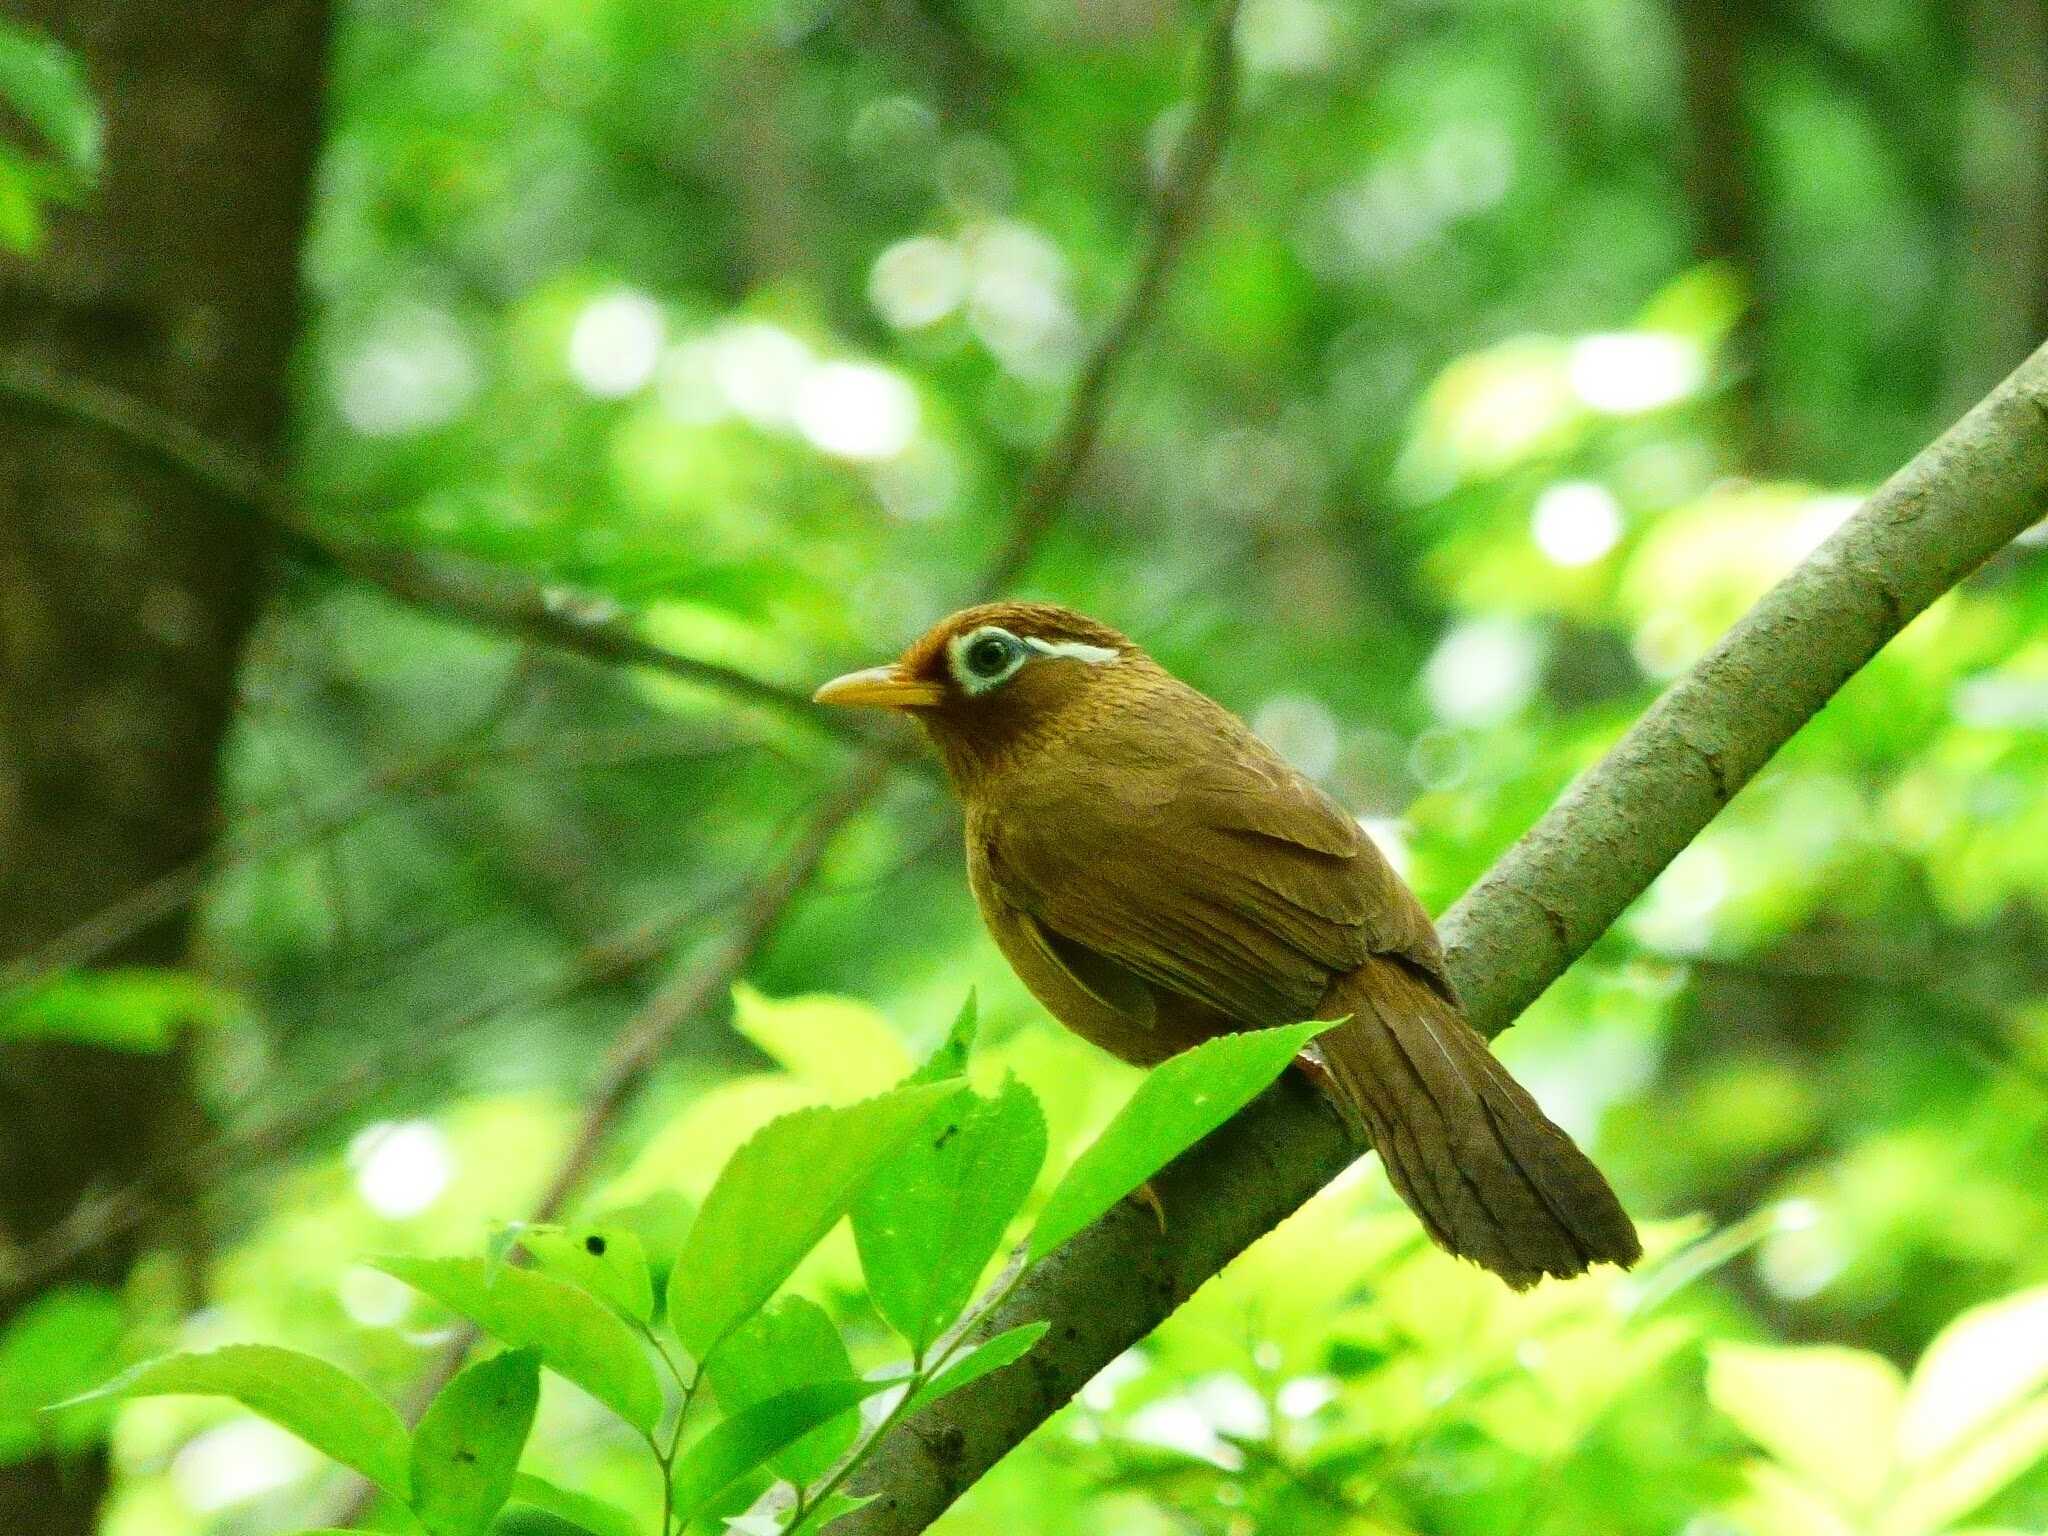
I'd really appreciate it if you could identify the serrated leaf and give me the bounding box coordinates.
[53,1345,408,1499]
[516,1225,655,1324]
[905,991,978,1087]
[373,1257,662,1432]
[853,1077,1044,1354]
[411,1348,539,1536]
[667,1082,960,1360]
[671,1379,897,1522]
[484,1224,522,1274]
[1708,1342,1902,1513]
[507,1472,644,1536]
[1887,1400,2048,1536]
[908,1322,1050,1413]
[1028,1020,1333,1261]
[1728,1458,1858,1536]
[706,1298,857,1485]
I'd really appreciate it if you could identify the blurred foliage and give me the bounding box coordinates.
[6,0,2048,1531]
[0,17,100,252]
[61,1013,1324,1536]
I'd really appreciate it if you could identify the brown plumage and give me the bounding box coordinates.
[815,601,1640,1288]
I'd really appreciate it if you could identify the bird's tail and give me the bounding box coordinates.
[1313,958,1641,1289]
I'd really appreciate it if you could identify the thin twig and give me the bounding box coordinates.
[324,761,891,1525]
[0,892,726,1303]
[0,693,748,1002]
[0,799,961,1309]
[0,363,854,740]
[974,0,1245,598]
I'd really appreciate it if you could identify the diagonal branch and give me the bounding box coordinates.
[974,0,1245,598]
[343,759,894,1448]
[835,342,2048,1536]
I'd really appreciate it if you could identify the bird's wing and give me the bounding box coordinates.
[983,699,1444,1028]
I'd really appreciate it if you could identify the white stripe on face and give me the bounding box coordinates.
[1022,637,1120,665]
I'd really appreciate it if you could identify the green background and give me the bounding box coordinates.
[5,0,2048,1531]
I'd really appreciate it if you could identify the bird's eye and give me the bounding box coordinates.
[965,634,1016,678]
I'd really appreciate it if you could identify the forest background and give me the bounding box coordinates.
[5,1,2048,1533]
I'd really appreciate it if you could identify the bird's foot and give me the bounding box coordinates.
[1293,1047,1369,1143]
[1293,1048,1340,1107]
[1128,1178,1168,1235]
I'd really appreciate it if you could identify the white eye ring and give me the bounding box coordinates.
[945,626,1120,695]
[947,626,1030,694]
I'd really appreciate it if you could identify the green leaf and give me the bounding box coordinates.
[410,1348,539,1536]
[0,151,44,255]
[515,1224,655,1324]
[594,1192,696,1321]
[706,1298,858,1485]
[731,984,912,1099]
[0,1285,124,1460]
[1888,1400,2048,1536]
[0,968,247,1052]
[53,1345,409,1499]
[0,21,101,178]
[905,991,978,1086]
[507,1472,646,1536]
[671,1379,897,1523]
[1728,1459,1858,1536]
[373,1257,662,1433]
[1898,1283,2048,1464]
[667,1081,960,1360]
[1886,1284,2048,1533]
[789,1492,877,1532]
[1027,1020,1333,1261]
[853,1076,1045,1354]
[907,1322,1051,1413]
[1708,1342,1902,1513]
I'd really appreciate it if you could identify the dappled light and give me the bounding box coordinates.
[3,1,2047,1534]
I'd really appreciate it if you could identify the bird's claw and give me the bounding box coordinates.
[1130,1178,1168,1235]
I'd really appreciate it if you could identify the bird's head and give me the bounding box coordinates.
[813,601,1139,780]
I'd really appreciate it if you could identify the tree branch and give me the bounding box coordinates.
[347,762,892,1446]
[974,0,1244,597]
[836,341,2048,1536]
[0,363,852,740]
[307,2,1248,1514]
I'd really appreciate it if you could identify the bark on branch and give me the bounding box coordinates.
[838,342,2048,1536]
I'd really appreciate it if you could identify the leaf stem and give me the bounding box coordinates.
[645,1343,704,1536]
[784,1251,1040,1530]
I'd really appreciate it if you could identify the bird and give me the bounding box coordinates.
[814,601,1640,1288]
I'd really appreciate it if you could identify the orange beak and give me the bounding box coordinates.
[812,664,945,711]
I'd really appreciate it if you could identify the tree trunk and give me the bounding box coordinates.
[1671,0,1772,465]
[0,2,330,1528]
[1940,0,2048,420]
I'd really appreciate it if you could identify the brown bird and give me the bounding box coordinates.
[815,602,1639,1288]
